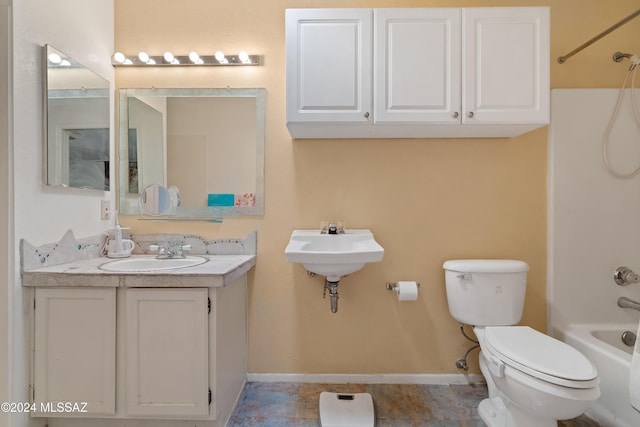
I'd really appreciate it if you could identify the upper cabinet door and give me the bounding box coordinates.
[286,9,372,123]
[462,7,550,124]
[374,9,461,124]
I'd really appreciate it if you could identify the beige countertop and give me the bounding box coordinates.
[22,254,256,288]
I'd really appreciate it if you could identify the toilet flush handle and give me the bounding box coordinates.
[457,273,472,280]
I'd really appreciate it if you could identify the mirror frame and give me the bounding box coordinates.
[117,88,265,219]
[43,44,111,191]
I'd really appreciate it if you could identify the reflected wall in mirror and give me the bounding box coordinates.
[118,88,265,218]
[43,45,111,190]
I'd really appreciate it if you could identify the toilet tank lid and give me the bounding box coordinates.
[443,259,529,273]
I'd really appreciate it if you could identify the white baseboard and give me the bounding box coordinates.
[246,373,485,385]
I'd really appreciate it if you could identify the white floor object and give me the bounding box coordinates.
[319,391,375,427]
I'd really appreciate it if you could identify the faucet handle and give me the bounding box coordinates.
[181,244,192,253]
[149,244,167,255]
[614,266,640,285]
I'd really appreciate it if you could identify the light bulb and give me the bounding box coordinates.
[113,52,126,64]
[188,51,200,63]
[138,51,150,63]
[214,51,226,62]
[48,53,62,64]
[239,51,250,63]
[163,52,175,63]
[60,59,71,67]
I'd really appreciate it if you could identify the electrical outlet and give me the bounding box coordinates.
[101,200,111,220]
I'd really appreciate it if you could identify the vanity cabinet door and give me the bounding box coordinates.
[286,9,373,124]
[462,7,549,125]
[33,287,116,416]
[374,8,461,124]
[125,288,209,418]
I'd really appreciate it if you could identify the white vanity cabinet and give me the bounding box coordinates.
[33,287,117,416]
[286,7,549,138]
[120,283,248,423]
[124,288,209,418]
[22,232,256,427]
[30,278,249,427]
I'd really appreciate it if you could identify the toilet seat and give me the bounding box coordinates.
[484,326,598,389]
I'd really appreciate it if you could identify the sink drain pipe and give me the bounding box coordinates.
[323,279,339,313]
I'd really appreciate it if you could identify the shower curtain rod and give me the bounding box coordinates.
[558,8,640,64]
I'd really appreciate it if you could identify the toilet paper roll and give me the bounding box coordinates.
[396,281,419,301]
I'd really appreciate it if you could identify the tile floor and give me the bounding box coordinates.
[228,382,602,426]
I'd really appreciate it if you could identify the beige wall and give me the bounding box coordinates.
[115,0,640,375]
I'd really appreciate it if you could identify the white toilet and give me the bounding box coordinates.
[443,259,600,427]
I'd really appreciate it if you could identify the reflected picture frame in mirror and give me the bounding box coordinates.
[118,88,265,219]
[43,45,111,191]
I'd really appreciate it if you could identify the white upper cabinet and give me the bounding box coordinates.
[374,8,461,124]
[286,7,550,139]
[462,7,549,125]
[285,9,372,123]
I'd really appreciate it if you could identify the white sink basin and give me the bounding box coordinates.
[285,229,384,281]
[100,256,207,272]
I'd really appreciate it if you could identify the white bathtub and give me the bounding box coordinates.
[555,324,640,427]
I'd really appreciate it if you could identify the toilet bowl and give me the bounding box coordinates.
[475,326,599,427]
[443,260,600,427]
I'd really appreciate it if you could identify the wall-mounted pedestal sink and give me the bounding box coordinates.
[284,229,384,282]
[99,256,207,272]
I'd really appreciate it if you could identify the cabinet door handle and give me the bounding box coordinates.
[452,111,459,118]
[364,112,370,119]
[467,111,474,118]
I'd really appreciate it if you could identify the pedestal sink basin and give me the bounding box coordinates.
[99,256,207,272]
[285,229,384,281]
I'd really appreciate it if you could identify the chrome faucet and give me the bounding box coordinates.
[321,221,345,235]
[618,296,640,313]
[149,242,191,259]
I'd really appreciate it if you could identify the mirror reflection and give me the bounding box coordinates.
[118,88,265,218]
[44,45,110,190]
[139,184,172,216]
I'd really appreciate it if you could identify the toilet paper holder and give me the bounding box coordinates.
[386,282,421,292]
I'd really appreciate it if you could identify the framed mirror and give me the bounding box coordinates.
[118,88,265,219]
[43,45,111,190]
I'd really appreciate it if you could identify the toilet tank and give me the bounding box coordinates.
[443,259,529,326]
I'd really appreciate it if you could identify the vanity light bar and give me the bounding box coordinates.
[47,53,79,68]
[111,51,260,66]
